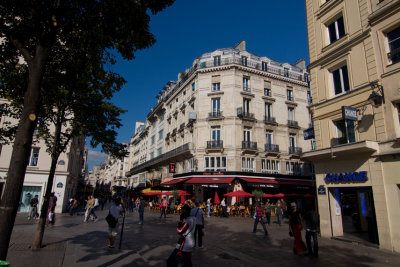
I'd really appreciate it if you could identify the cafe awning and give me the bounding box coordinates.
[240,177,313,186]
[185,177,234,187]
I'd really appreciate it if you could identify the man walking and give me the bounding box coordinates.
[265,199,271,225]
[160,196,167,219]
[28,195,39,220]
[107,197,125,248]
[253,202,268,235]
[190,202,205,248]
[138,196,145,225]
[303,205,319,258]
[207,198,211,217]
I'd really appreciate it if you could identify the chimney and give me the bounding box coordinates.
[234,40,246,51]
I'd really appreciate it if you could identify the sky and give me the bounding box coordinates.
[86,0,309,171]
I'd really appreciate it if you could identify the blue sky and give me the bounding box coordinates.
[87,0,309,170]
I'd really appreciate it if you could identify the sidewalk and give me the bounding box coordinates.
[7,208,400,266]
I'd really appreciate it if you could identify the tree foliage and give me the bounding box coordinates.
[0,0,175,259]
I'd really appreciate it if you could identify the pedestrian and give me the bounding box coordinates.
[46,192,57,227]
[265,199,271,225]
[221,198,227,217]
[69,196,78,216]
[138,196,145,225]
[28,195,39,220]
[206,198,211,218]
[303,205,319,258]
[85,195,98,223]
[275,200,283,226]
[169,197,175,214]
[190,202,205,248]
[160,196,168,219]
[167,204,195,267]
[288,202,307,255]
[135,197,140,213]
[281,198,287,218]
[100,196,105,210]
[253,202,268,235]
[107,197,125,248]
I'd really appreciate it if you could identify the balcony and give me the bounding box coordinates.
[237,108,255,121]
[165,133,170,140]
[171,128,177,137]
[242,141,257,152]
[287,120,300,129]
[287,96,294,101]
[288,146,302,156]
[180,102,186,111]
[264,116,277,125]
[264,144,279,155]
[206,140,224,153]
[208,111,223,120]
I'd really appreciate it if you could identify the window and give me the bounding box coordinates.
[307,91,312,104]
[192,83,195,91]
[212,83,220,91]
[241,56,248,66]
[159,113,164,121]
[261,159,280,174]
[286,161,301,175]
[387,26,400,64]
[212,98,220,115]
[334,119,355,145]
[264,80,272,96]
[243,98,251,114]
[243,77,250,91]
[29,148,40,166]
[288,107,295,121]
[150,152,154,159]
[332,65,350,95]
[242,157,255,172]
[262,61,268,71]
[211,127,221,141]
[265,103,272,119]
[264,88,271,96]
[284,68,289,77]
[287,88,293,101]
[151,135,156,145]
[158,130,164,140]
[205,156,226,171]
[243,127,252,142]
[327,16,345,44]
[266,132,273,144]
[214,56,221,66]
[157,148,162,156]
[289,134,296,148]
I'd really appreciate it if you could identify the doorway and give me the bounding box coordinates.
[337,187,379,245]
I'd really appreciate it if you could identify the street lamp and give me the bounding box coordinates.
[368,81,384,107]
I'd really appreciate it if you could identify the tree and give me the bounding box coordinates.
[0,0,175,259]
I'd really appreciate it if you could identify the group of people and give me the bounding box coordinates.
[27,192,57,227]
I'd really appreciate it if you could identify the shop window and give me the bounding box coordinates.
[241,157,255,172]
[334,119,355,145]
[205,156,226,172]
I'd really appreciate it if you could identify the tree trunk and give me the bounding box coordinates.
[31,117,62,249]
[0,45,48,260]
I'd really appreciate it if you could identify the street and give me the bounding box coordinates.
[7,207,400,267]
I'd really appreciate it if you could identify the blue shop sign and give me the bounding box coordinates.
[342,106,358,121]
[318,185,326,195]
[325,171,368,183]
[304,127,315,140]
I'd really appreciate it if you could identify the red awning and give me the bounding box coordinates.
[155,178,190,187]
[185,177,234,184]
[240,177,312,186]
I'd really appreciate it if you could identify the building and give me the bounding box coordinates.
[303,0,400,252]
[126,41,315,203]
[0,101,86,213]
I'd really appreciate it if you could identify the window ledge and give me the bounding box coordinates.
[207,91,224,97]
[321,34,349,53]
[240,91,255,98]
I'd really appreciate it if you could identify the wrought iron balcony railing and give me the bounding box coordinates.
[207,140,223,149]
[242,141,257,150]
[264,144,279,153]
[288,146,302,155]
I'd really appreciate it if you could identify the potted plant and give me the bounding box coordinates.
[252,189,264,202]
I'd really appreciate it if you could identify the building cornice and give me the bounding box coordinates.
[368,0,400,26]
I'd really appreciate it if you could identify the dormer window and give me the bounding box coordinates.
[214,56,221,66]
[262,61,268,71]
[241,56,248,66]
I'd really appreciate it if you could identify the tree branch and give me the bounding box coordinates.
[9,36,33,65]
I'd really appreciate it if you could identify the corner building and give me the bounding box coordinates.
[304,0,400,252]
[127,41,314,205]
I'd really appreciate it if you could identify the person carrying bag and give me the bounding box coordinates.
[106,197,125,248]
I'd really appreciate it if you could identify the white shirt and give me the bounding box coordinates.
[221,200,226,207]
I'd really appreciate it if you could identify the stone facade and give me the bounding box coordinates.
[304,0,400,252]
